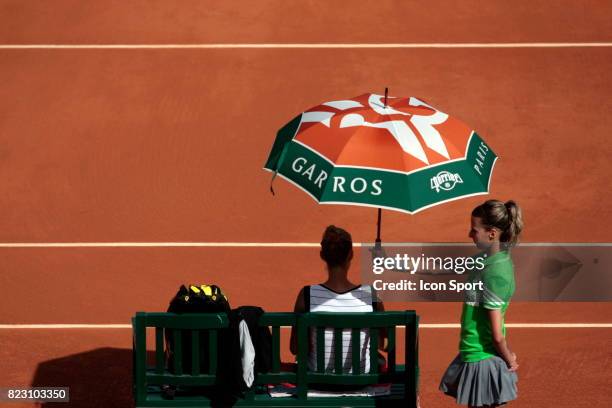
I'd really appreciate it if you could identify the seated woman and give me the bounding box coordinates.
[290,225,386,374]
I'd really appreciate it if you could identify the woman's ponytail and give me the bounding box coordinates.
[501,200,523,247]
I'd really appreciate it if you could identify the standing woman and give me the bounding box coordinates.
[440,200,524,408]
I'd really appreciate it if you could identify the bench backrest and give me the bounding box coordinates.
[295,311,418,401]
[132,311,418,405]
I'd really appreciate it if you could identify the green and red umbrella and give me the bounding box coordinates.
[264,90,498,243]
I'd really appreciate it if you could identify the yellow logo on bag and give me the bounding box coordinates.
[201,285,213,297]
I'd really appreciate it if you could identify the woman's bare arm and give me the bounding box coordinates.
[488,309,518,371]
[375,298,388,351]
[289,288,306,355]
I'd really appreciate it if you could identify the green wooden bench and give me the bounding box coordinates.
[133,311,419,407]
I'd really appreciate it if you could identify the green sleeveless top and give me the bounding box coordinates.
[459,250,515,362]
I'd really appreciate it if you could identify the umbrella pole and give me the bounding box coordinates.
[375,208,382,249]
[377,88,386,250]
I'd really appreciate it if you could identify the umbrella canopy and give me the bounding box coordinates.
[264,92,498,215]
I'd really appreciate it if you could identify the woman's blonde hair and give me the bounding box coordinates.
[472,200,524,247]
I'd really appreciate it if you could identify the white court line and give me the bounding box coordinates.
[0,324,132,329]
[0,242,610,248]
[419,323,612,329]
[1,42,612,50]
[0,242,323,248]
[1,323,611,329]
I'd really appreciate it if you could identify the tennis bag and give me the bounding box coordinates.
[164,285,273,400]
[165,284,231,375]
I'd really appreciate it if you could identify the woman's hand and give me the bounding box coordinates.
[507,352,519,372]
[488,309,519,371]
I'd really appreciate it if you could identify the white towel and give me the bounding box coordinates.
[238,320,255,387]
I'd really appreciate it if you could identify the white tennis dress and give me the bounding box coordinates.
[307,284,375,373]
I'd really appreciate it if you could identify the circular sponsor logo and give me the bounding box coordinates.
[430,171,463,193]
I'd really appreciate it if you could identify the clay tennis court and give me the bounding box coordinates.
[1,1,611,407]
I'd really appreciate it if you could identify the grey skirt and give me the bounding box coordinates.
[439,354,518,406]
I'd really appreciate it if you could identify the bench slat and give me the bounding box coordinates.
[133,314,147,404]
[173,330,183,375]
[146,373,216,386]
[370,328,379,373]
[316,327,324,373]
[333,328,342,374]
[307,373,383,386]
[351,328,360,375]
[144,313,228,329]
[208,330,217,374]
[296,315,308,400]
[406,312,419,408]
[255,372,297,384]
[155,327,164,374]
[191,330,200,375]
[387,326,396,372]
[259,313,296,326]
[303,312,407,328]
[272,326,280,373]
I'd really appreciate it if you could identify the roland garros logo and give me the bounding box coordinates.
[430,171,463,193]
[300,95,453,165]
